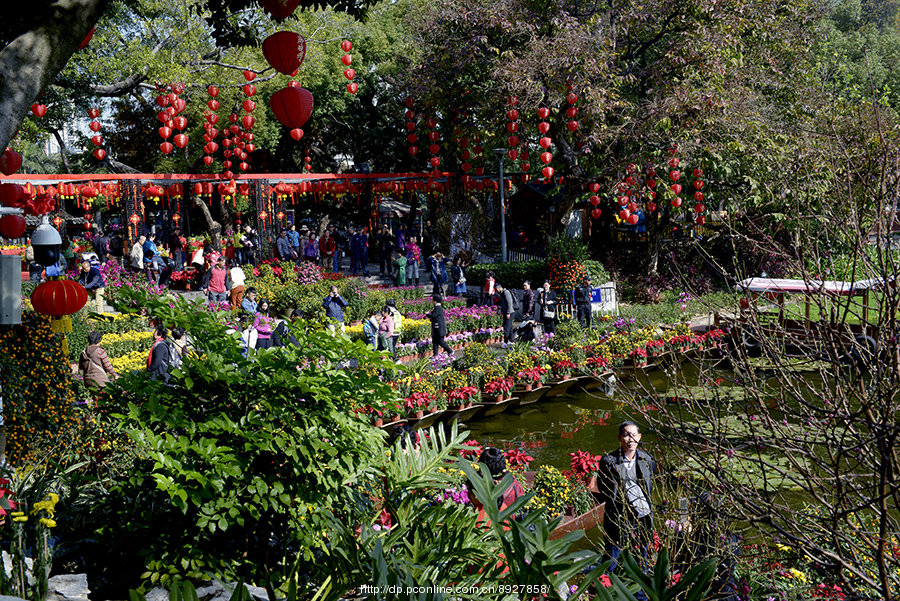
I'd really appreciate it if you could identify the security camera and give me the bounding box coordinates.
[31,216,62,267]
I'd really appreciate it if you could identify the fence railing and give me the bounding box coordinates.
[508,250,544,263]
[555,282,619,321]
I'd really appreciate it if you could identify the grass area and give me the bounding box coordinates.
[759,293,883,326]
[620,289,742,328]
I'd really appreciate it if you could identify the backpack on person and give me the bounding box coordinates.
[165,340,181,371]
[511,290,521,312]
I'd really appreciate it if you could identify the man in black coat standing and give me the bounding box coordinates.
[522,280,536,320]
[426,294,454,356]
[574,276,594,328]
[591,421,655,575]
[496,282,515,344]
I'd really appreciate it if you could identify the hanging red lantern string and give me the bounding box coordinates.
[404,98,418,158]
[88,107,106,161]
[426,116,441,178]
[506,95,520,162]
[340,40,358,94]
[565,84,579,132]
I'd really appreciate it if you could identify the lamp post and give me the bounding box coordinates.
[494,148,508,263]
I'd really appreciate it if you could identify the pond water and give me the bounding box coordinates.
[465,363,710,471]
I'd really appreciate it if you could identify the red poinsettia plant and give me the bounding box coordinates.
[403,391,435,412]
[460,439,483,460]
[586,356,608,368]
[630,348,648,360]
[517,366,547,383]
[484,377,514,395]
[447,386,479,405]
[504,447,534,469]
[553,359,577,373]
[569,449,603,481]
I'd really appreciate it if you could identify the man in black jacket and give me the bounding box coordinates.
[496,282,515,344]
[591,421,655,575]
[522,280,535,320]
[574,276,593,328]
[426,294,454,356]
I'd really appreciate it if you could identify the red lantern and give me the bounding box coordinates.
[670,197,682,208]
[31,104,47,118]
[347,82,358,94]
[0,215,26,239]
[259,0,301,20]
[694,180,704,189]
[694,191,704,202]
[627,214,639,225]
[542,166,554,179]
[341,40,352,52]
[567,121,579,131]
[243,70,257,81]
[344,68,355,80]
[88,107,100,119]
[93,149,106,161]
[52,216,63,229]
[647,202,657,212]
[263,31,307,75]
[0,183,24,208]
[591,208,602,219]
[538,122,550,134]
[566,93,577,104]
[172,213,181,224]
[30,280,88,317]
[539,137,551,149]
[619,209,630,220]
[540,152,552,164]
[243,84,257,97]
[0,150,23,176]
[270,86,314,129]
[173,134,188,148]
[694,203,705,213]
[538,107,550,119]
[290,128,304,140]
[696,215,706,225]
[589,183,600,193]
[671,183,682,194]
[341,54,352,66]
[669,170,681,181]
[242,115,255,129]
[589,195,600,206]
[160,142,173,154]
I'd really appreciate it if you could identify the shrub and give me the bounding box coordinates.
[466,261,547,290]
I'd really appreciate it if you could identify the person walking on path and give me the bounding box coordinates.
[590,421,656,577]
[427,294,454,357]
[322,285,349,334]
[319,230,336,271]
[378,226,394,277]
[228,259,246,309]
[79,331,117,394]
[350,226,370,276]
[405,236,423,287]
[393,251,407,286]
[482,270,495,306]
[522,280,536,321]
[538,280,558,335]
[129,235,145,272]
[495,282,515,344]
[574,276,593,328]
[451,256,467,295]
[303,233,319,264]
[288,224,302,261]
[386,299,403,355]
[276,230,294,261]
[202,256,229,304]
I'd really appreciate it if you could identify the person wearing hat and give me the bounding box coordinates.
[574,275,594,328]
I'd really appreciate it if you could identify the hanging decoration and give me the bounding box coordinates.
[30,103,47,118]
[692,167,705,225]
[303,148,312,172]
[425,116,441,178]
[506,96,520,162]
[202,85,220,168]
[588,182,601,219]
[270,86,314,130]
[88,107,105,161]
[404,98,418,158]
[537,106,553,182]
[263,31,306,75]
[565,85,579,133]
[259,0,301,21]
[341,40,358,94]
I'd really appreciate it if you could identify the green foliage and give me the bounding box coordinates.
[590,549,717,601]
[466,261,547,290]
[457,342,496,370]
[93,294,399,584]
[584,260,611,285]
[548,235,589,264]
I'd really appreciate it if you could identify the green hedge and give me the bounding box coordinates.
[466,261,547,290]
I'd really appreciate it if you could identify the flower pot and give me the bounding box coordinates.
[564,505,576,517]
[415,410,425,419]
[485,394,503,403]
[524,383,533,392]
[391,415,401,423]
[373,416,383,427]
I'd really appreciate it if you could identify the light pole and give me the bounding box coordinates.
[494,148,508,263]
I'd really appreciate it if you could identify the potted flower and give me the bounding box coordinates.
[447,386,479,410]
[553,359,577,380]
[516,366,547,391]
[503,447,534,470]
[630,347,648,368]
[585,356,608,375]
[483,376,514,402]
[645,339,665,358]
[404,391,435,419]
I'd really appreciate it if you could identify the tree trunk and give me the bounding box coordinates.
[193,194,222,252]
[51,128,72,174]
[0,0,108,151]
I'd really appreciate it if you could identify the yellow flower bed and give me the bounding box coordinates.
[102,330,154,345]
[109,350,147,374]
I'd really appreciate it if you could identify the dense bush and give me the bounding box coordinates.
[467,261,547,290]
